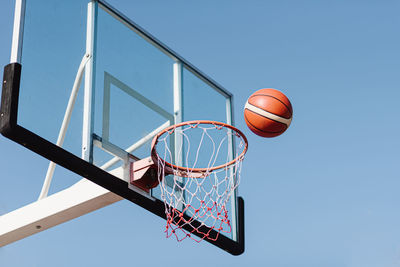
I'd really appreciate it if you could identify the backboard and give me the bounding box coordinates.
[0,0,244,255]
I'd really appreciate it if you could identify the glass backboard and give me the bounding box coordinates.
[0,0,244,254]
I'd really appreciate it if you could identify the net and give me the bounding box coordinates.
[152,121,247,242]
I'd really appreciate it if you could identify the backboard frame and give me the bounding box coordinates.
[0,0,245,255]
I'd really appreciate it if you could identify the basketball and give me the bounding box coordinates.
[244,88,293,138]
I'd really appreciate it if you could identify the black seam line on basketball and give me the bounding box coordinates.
[249,94,292,117]
[249,94,292,115]
[244,112,287,134]
[244,107,289,126]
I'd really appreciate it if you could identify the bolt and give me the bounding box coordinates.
[36,225,42,230]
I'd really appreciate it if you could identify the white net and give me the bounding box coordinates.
[153,122,246,242]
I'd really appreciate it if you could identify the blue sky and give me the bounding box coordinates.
[1,0,400,266]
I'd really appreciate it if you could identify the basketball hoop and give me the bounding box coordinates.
[130,120,248,242]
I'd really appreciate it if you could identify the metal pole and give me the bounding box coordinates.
[38,54,92,200]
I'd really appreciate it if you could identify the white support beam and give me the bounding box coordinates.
[0,168,124,247]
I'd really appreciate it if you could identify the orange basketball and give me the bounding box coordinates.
[244,88,293,138]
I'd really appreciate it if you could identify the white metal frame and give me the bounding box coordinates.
[10,0,25,63]
[226,97,238,241]
[82,0,96,162]
[172,61,185,209]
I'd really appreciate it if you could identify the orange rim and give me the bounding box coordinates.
[151,120,248,176]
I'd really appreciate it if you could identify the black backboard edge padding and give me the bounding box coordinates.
[0,63,20,135]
